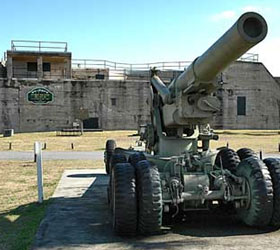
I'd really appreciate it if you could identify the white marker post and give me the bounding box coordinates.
[34,141,39,162]
[35,142,44,203]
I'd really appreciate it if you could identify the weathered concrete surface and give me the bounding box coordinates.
[213,61,280,129]
[6,50,72,79]
[0,78,150,132]
[32,169,280,250]
[0,151,103,160]
[1,61,280,133]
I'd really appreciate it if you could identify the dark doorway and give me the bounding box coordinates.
[83,117,99,129]
[237,96,246,116]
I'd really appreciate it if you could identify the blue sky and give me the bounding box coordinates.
[1,0,279,75]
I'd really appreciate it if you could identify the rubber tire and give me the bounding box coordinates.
[235,157,273,226]
[237,148,257,160]
[110,154,127,172]
[128,152,146,167]
[263,158,280,227]
[108,154,127,211]
[105,140,116,174]
[136,160,162,234]
[113,162,137,236]
[215,148,240,173]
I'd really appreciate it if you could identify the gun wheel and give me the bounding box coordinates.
[112,162,137,236]
[263,158,280,227]
[104,139,116,174]
[108,154,127,211]
[237,148,257,160]
[215,148,240,173]
[128,152,146,167]
[136,160,162,235]
[236,157,273,226]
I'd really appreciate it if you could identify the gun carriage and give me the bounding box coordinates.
[104,12,280,236]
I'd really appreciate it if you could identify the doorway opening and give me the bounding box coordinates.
[83,117,99,129]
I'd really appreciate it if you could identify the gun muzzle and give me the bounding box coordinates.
[168,12,267,95]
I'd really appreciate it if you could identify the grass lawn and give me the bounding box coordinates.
[0,130,279,249]
[0,130,137,152]
[0,160,103,250]
[0,129,279,153]
[211,130,280,154]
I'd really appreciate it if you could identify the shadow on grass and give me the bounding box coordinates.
[0,201,50,250]
[2,173,279,250]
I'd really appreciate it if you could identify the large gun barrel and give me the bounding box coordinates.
[150,12,268,127]
[168,12,267,96]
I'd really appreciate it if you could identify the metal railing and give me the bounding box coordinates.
[72,53,258,71]
[11,40,68,52]
[238,53,258,62]
[72,53,259,81]
[3,50,259,80]
[72,60,191,81]
[72,59,191,71]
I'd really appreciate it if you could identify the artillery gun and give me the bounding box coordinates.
[104,12,280,235]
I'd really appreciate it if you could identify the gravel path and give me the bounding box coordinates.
[0,151,278,161]
[0,151,104,161]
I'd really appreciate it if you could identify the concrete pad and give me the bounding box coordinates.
[32,169,280,250]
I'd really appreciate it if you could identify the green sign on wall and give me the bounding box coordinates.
[27,87,54,104]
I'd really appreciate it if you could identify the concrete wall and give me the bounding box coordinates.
[0,80,20,132]
[0,79,150,132]
[127,70,183,82]
[6,51,72,80]
[72,68,109,80]
[0,61,279,132]
[212,62,280,129]
[12,61,69,80]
